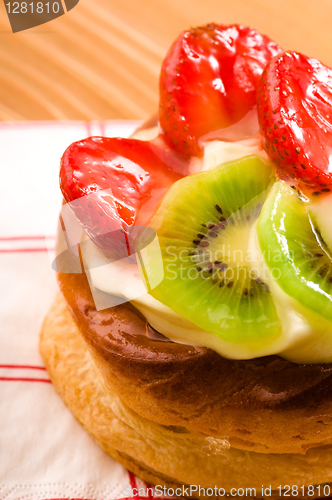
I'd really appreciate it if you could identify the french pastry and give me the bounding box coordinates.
[40,24,332,498]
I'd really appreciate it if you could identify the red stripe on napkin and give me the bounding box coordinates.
[0,377,51,383]
[0,248,53,253]
[0,236,54,241]
[0,364,46,370]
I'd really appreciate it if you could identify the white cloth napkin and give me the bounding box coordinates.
[0,120,157,499]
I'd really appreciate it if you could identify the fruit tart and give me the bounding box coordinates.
[40,24,332,498]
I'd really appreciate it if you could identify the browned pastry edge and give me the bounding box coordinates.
[114,451,330,500]
[56,265,332,456]
[40,293,332,499]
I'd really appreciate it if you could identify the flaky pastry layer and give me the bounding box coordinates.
[40,294,332,496]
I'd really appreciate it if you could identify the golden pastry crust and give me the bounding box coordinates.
[57,268,332,456]
[40,293,332,498]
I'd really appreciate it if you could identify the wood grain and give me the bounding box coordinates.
[1,0,332,121]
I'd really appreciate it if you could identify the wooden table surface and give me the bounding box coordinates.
[1,0,332,121]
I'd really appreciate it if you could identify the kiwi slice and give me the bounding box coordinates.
[138,155,281,344]
[257,181,332,322]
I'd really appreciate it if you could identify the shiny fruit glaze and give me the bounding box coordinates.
[60,137,184,256]
[159,24,282,158]
[257,51,332,196]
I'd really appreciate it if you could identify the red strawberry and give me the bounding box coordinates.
[257,51,332,196]
[60,137,184,258]
[159,23,281,158]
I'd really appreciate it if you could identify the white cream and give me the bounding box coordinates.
[80,135,332,364]
[309,193,332,251]
[191,135,267,174]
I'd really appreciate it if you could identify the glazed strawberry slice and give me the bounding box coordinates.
[60,137,183,258]
[257,51,332,196]
[159,23,281,158]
